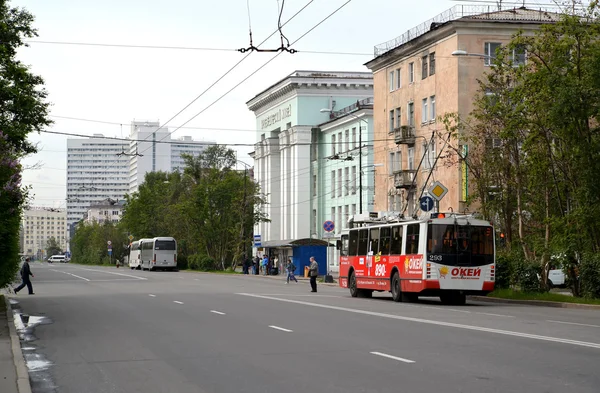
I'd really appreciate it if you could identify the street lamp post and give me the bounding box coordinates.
[320,108,368,214]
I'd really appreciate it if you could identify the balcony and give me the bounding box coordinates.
[394,170,417,189]
[393,126,415,145]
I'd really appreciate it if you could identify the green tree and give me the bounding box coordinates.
[71,221,128,265]
[0,0,52,288]
[45,237,62,257]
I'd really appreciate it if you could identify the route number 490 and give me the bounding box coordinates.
[375,264,386,277]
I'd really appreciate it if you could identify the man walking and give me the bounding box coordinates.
[286,257,298,284]
[14,257,34,295]
[309,256,318,293]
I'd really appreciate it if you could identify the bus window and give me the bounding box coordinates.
[369,228,380,254]
[405,224,420,255]
[358,229,369,255]
[390,225,402,255]
[155,240,176,250]
[349,230,359,256]
[380,227,391,255]
[341,235,349,257]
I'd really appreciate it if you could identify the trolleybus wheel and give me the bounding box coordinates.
[349,272,358,297]
[391,272,402,302]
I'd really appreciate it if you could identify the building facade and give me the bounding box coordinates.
[128,121,215,194]
[21,207,68,260]
[366,5,558,215]
[84,198,126,224]
[66,136,129,230]
[247,70,373,271]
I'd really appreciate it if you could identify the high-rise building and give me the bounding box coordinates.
[366,5,559,214]
[66,136,129,230]
[21,207,68,260]
[128,121,214,194]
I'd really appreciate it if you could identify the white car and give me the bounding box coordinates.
[548,266,566,288]
[48,255,67,263]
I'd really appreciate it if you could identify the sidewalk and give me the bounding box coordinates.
[0,295,18,393]
[248,272,340,286]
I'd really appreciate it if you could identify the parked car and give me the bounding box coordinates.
[548,265,566,288]
[47,255,67,263]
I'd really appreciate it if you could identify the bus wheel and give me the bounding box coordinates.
[391,272,402,302]
[349,272,359,297]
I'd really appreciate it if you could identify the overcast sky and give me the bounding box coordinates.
[15,0,470,207]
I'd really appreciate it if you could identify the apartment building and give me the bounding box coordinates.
[366,5,558,214]
[21,207,68,260]
[84,198,125,224]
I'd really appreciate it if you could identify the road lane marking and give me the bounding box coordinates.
[477,312,515,318]
[370,351,415,363]
[148,294,156,297]
[237,293,600,350]
[173,301,184,305]
[269,325,293,332]
[547,320,600,328]
[210,310,226,315]
[50,269,90,281]
[71,267,147,280]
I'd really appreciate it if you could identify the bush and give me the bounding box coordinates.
[495,254,513,289]
[494,249,543,292]
[187,254,218,271]
[579,254,600,299]
[513,260,542,293]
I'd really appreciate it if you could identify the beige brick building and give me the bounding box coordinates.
[366,5,558,215]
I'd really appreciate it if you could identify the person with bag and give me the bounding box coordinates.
[309,256,318,292]
[14,257,34,295]
[286,257,298,284]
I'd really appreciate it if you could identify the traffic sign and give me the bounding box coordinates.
[108,249,112,256]
[253,234,261,247]
[428,181,448,201]
[107,240,112,246]
[323,220,335,232]
[128,235,134,241]
[419,196,434,212]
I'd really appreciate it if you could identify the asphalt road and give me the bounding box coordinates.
[9,262,600,393]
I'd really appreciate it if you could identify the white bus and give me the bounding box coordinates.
[140,237,177,271]
[128,240,147,270]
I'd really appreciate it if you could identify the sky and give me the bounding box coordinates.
[14,0,482,207]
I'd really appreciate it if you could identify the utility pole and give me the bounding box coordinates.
[359,124,363,214]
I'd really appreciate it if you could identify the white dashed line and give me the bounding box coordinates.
[148,294,156,297]
[173,301,184,305]
[50,269,90,281]
[547,320,600,328]
[210,310,226,315]
[477,312,515,318]
[370,351,415,364]
[268,325,293,332]
[73,267,147,280]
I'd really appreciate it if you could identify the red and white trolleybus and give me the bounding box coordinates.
[338,212,495,305]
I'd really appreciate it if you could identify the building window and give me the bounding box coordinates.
[484,42,501,66]
[422,98,428,124]
[344,205,349,229]
[389,110,394,132]
[312,209,317,235]
[337,168,342,197]
[331,171,335,198]
[512,44,526,65]
[331,207,335,221]
[352,204,357,216]
[408,102,414,127]
[429,52,436,75]
[345,129,349,152]
[396,68,401,89]
[389,152,396,174]
[409,62,414,83]
[344,167,349,196]
[331,134,336,155]
[396,108,401,128]
[422,55,428,79]
[313,175,317,197]
[351,166,357,194]
[352,127,357,148]
[389,70,395,91]
[430,95,436,121]
[337,206,342,234]
[338,132,342,154]
[408,147,415,170]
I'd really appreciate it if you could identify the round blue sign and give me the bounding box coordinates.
[323,220,335,232]
[419,196,435,212]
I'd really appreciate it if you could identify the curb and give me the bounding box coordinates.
[469,295,600,310]
[3,296,32,393]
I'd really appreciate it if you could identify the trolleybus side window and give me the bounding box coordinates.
[405,224,420,255]
[349,230,359,256]
[380,227,391,255]
[341,235,349,257]
[390,225,403,255]
[358,229,368,255]
[369,228,380,254]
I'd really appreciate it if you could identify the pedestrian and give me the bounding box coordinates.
[253,256,259,275]
[309,256,319,293]
[286,257,298,284]
[262,255,268,275]
[14,257,35,295]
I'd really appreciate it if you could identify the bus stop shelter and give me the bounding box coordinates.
[258,238,330,276]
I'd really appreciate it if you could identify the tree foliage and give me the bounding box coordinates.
[45,237,63,257]
[118,146,267,271]
[445,6,600,296]
[71,221,129,265]
[0,1,51,288]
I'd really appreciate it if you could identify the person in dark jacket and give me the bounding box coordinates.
[14,257,34,295]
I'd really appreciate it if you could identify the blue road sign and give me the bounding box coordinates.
[323,220,335,232]
[419,195,435,212]
[253,234,261,247]
[108,249,113,256]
